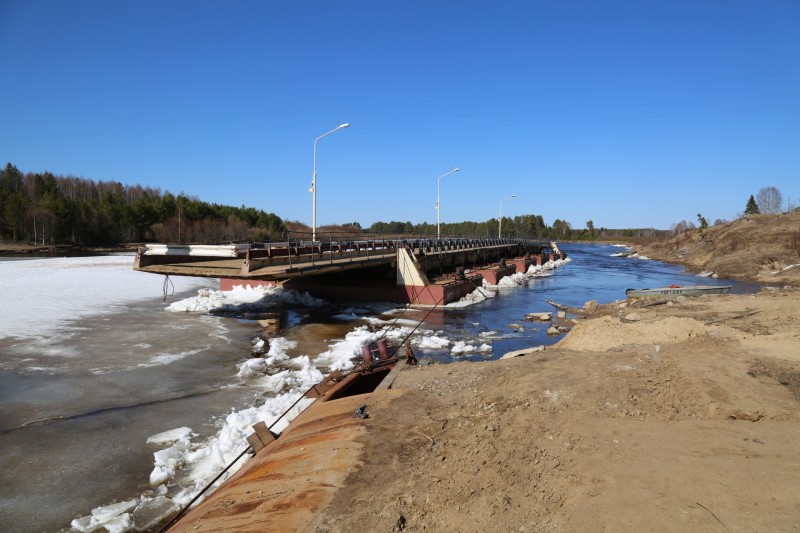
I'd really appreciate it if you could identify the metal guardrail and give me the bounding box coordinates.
[138,232,553,275]
[244,231,550,268]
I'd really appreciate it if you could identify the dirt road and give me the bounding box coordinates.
[314,288,800,532]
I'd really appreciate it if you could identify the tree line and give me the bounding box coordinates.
[285,217,669,241]
[0,163,286,245]
[14,161,760,247]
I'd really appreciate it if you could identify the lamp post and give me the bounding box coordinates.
[436,167,460,239]
[311,122,350,242]
[499,194,517,238]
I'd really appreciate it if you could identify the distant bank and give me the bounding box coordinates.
[638,211,800,286]
[0,242,139,256]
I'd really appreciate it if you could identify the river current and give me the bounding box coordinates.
[0,244,760,532]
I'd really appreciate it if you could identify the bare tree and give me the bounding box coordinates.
[224,215,249,241]
[757,186,783,214]
[671,220,696,236]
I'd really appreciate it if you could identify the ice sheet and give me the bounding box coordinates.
[0,255,211,339]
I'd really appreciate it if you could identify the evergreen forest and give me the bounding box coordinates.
[0,163,286,245]
[364,218,664,241]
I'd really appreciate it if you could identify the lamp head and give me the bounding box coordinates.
[453,167,460,172]
[338,123,350,129]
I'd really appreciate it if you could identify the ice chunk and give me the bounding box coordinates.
[167,285,325,313]
[149,438,192,485]
[71,499,137,533]
[132,495,179,532]
[417,335,450,350]
[147,427,193,445]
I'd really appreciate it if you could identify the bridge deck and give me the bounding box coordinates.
[134,236,552,282]
[135,252,399,280]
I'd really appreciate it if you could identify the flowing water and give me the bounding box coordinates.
[0,244,760,532]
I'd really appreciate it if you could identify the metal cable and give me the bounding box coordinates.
[156,380,324,532]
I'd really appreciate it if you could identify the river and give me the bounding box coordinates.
[0,244,760,532]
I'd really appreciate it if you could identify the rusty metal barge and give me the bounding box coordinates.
[161,341,414,533]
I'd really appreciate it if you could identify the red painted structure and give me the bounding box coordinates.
[471,263,519,285]
[508,257,533,273]
[221,274,485,306]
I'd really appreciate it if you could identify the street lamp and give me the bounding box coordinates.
[436,167,460,239]
[311,122,350,242]
[499,194,517,238]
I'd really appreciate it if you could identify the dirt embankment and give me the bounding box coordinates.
[637,211,800,286]
[314,288,800,532]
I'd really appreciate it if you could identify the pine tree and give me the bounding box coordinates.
[744,195,760,215]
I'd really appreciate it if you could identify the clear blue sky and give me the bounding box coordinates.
[2,0,798,231]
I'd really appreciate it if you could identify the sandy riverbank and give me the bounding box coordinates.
[637,211,800,287]
[313,287,800,532]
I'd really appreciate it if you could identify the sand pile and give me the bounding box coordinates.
[556,315,743,352]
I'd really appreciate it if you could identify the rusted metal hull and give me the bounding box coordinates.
[508,257,532,273]
[167,386,404,533]
[472,263,518,285]
[167,391,401,532]
[399,273,484,305]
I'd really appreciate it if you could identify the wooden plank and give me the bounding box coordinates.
[253,421,276,445]
[246,432,264,454]
[375,359,407,391]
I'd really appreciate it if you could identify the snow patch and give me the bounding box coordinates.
[167,284,325,313]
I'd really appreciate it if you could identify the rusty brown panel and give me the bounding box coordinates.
[313,373,361,402]
[245,249,273,259]
[167,392,404,533]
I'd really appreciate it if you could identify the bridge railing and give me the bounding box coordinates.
[250,231,550,269]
